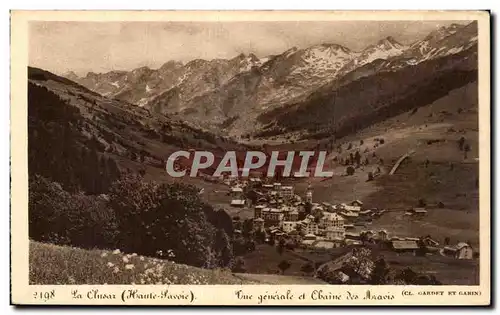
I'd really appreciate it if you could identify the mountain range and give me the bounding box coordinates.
[63,21,478,138]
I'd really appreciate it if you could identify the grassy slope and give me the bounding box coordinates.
[362,82,480,248]
[29,241,327,285]
[29,241,252,285]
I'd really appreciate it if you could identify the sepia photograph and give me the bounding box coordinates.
[10,10,491,305]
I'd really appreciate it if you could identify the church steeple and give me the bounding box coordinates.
[305,183,313,203]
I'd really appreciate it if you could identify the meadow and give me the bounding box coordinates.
[29,241,253,285]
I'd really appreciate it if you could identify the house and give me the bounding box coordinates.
[254,205,265,218]
[230,199,246,207]
[405,237,420,241]
[273,182,282,191]
[253,218,265,231]
[284,209,299,222]
[281,186,294,198]
[345,239,363,246]
[344,224,355,230]
[231,186,243,194]
[262,209,285,226]
[422,236,440,247]
[334,271,350,283]
[410,207,428,216]
[320,212,345,229]
[443,242,474,259]
[301,233,317,247]
[345,232,361,240]
[359,210,372,216]
[322,202,332,209]
[344,205,361,212]
[303,233,317,240]
[391,240,420,254]
[314,240,340,249]
[456,243,474,259]
[256,197,268,204]
[325,227,345,242]
[378,229,389,241]
[362,230,375,239]
[351,200,363,207]
[288,229,301,241]
[340,211,359,219]
[281,221,299,233]
[301,215,319,235]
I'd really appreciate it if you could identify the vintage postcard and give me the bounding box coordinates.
[10,10,490,306]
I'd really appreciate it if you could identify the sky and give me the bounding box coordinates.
[29,20,470,76]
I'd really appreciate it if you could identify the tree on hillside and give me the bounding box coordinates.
[367,172,374,182]
[458,136,466,150]
[304,202,313,215]
[232,257,246,273]
[242,219,254,237]
[215,228,233,268]
[206,209,233,237]
[301,262,315,275]
[109,174,221,268]
[278,260,291,275]
[354,151,361,166]
[342,248,373,281]
[444,237,451,246]
[396,268,417,284]
[277,238,285,255]
[29,175,117,249]
[370,257,390,284]
[346,166,355,176]
[417,198,427,207]
[464,143,471,159]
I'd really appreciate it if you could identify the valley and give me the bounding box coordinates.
[27,20,481,286]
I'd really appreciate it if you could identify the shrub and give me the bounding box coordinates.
[301,262,315,274]
[346,166,355,176]
[278,260,291,275]
[367,172,374,181]
[232,257,246,273]
[417,198,427,207]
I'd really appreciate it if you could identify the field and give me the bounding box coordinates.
[240,244,349,277]
[239,244,479,285]
[365,161,479,247]
[369,247,480,285]
[29,241,253,285]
